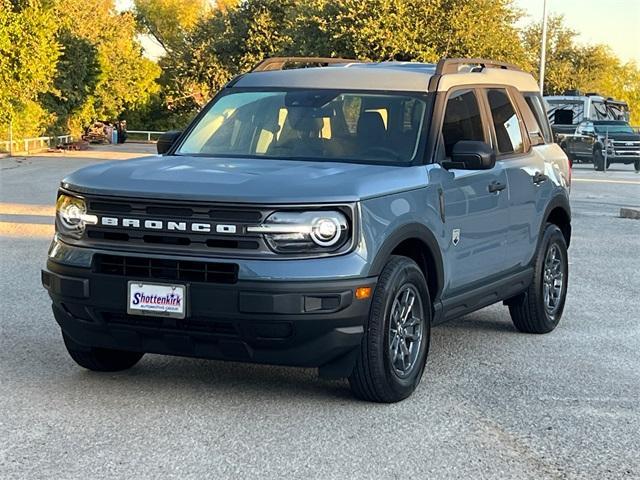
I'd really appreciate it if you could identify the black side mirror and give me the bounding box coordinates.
[157,130,182,155]
[443,140,496,170]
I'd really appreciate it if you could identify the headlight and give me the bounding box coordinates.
[247,210,349,253]
[55,193,97,238]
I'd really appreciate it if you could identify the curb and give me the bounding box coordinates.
[620,208,640,220]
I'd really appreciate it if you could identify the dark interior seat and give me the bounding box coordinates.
[357,111,387,148]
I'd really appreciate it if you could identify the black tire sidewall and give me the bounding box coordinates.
[371,258,431,398]
[593,150,604,170]
[534,225,569,329]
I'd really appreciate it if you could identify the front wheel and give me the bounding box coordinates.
[634,159,640,172]
[63,333,144,372]
[349,256,431,403]
[593,149,604,171]
[507,224,568,334]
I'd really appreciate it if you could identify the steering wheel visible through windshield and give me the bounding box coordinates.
[176,89,428,164]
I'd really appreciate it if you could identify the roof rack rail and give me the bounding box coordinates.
[435,58,523,75]
[252,57,360,72]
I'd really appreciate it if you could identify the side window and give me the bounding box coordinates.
[591,101,608,120]
[486,89,524,155]
[524,94,553,143]
[441,89,485,158]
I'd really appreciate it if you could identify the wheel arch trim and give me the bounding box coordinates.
[541,193,572,248]
[368,223,444,301]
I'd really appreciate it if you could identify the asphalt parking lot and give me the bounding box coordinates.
[1,145,639,479]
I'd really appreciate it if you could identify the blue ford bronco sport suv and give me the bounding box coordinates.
[42,57,571,402]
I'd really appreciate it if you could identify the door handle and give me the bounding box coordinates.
[488,181,506,193]
[532,172,548,185]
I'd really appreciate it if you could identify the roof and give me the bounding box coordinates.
[234,63,434,92]
[591,120,628,124]
[233,59,540,93]
[545,95,606,101]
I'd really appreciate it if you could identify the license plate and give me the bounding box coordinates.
[127,281,186,319]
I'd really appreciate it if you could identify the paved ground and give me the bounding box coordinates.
[1,146,639,479]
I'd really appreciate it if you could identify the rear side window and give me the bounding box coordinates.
[486,89,524,155]
[524,94,552,143]
[441,89,484,157]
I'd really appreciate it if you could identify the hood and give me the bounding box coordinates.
[602,133,640,142]
[61,155,427,204]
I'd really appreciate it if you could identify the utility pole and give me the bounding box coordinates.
[539,0,549,95]
[8,119,13,157]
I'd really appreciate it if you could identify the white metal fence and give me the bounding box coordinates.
[126,130,165,142]
[0,135,73,154]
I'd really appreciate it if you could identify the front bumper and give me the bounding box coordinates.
[42,258,375,376]
[604,150,640,163]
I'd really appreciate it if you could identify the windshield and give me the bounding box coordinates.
[594,124,635,134]
[176,89,428,164]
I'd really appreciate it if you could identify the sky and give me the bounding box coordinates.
[514,0,640,64]
[117,0,640,65]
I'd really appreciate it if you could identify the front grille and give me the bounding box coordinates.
[101,311,238,336]
[612,141,640,154]
[83,197,271,256]
[66,193,354,258]
[94,254,238,284]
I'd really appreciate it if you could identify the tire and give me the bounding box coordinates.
[507,224,568,334]
[634,159,640,172]
[349,256,431,403]
[593,149,604,171]
[63,333,144,372]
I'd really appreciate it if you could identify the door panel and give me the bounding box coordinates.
[503,149,553,269]
[435,87,513,297]
[439,164,511,294]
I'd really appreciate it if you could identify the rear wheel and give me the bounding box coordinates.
[63,333,144,372]
[349,256,431,403]
[507,224,568,334]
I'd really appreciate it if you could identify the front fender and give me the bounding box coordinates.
[368,222,444,298]
[360,187,445,300]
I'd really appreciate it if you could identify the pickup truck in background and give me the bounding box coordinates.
[545,93,630,143]
[560,120,640,171]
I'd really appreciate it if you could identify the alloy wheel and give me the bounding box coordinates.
[388,284,424,378]
[542,243,564,315]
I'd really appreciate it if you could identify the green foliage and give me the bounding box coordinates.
[172,0,293,105]
[0,0,59,126]
[292,0,525,63]
[2,100,55,139]
[158,0,526,122]
[134,0,212,53]
[44,0,161,136]
[3,0,640,138]
[39,31,101,134]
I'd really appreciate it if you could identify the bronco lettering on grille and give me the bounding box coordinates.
[99,216,238,234]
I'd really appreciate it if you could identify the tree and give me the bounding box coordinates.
[292,0,525,64]
[44,0,161,135]
[521,15,584,93]
[134,0,213,54]
[522,15,640,124]
[0,0,59,138]
[40,31,101,134]
[159,0,527,120]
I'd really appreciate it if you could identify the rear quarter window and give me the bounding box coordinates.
[486,89,524,155]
